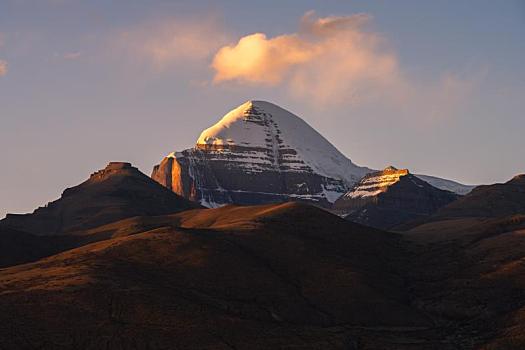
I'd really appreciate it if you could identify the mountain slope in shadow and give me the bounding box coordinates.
[405,174,525,349]
[1,164,524,349]
[0,162,201,236]
[0,162,201,267]
[0,202,440,350]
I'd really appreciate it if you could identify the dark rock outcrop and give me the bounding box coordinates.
[1,162,200,235]
[432,173,525,219]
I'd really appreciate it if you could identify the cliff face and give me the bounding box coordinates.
[333,167,459,229]
[152,101,370,207]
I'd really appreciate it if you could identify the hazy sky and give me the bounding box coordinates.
[1,0,524,218]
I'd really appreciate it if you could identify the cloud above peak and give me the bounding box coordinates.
[111,10,479,117]
[211,11,400,104]
[212,32,315,84]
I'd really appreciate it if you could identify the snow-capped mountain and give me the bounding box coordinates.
[152,100,473,207]
[333,166,459,229]
[415,174,474,195]
[152,100,371,207]
[341,166,410,200]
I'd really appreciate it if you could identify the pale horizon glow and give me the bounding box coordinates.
[0,0,524,218]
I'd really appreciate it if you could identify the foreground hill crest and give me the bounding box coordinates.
[1,162,199,235]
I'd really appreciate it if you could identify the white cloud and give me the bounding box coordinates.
[212,11,400,105]
[107,11,481,119]
[210,11,480,116]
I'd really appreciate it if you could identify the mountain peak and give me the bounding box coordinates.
[88,162,138,181]
[154,100,371,207]
[383,166,410,176]
[244,99,276,107]
[432,173,525,219]
[196,100,303,147]
[383,165,407,173]
[194,100,369,182]
[105,161,133,170]
[236,99,281,110]
[508,174,525,185]
[2,162,199,235]
[343,167,409,199]
[334,167,459,229]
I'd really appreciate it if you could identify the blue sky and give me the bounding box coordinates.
[1,0,524,217]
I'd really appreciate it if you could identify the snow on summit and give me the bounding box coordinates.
[154,99,474,208]
[196,100,370,184]
[345,166,409,199]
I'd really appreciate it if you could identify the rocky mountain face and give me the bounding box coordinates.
[153,100,473,208]
[1,162,200,236]
[152,101,371,207]
[333,166,459,229]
